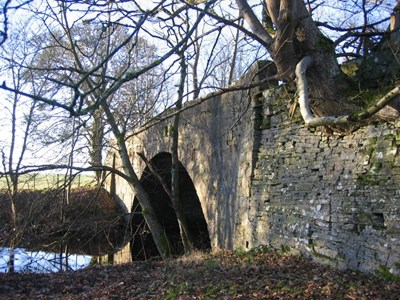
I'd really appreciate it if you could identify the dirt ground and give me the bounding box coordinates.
[0,249,399,299]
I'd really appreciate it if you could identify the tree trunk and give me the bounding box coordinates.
[7,179,17,273]
[137,151,194,253]
[263,0,357,117]
[171,53,194,253]
[228,17,243,85]
[90,109,105,184]
[101,102,175,259]
[138,55,194,254]
[118,139,175,259]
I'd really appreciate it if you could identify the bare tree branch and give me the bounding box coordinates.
[235,0,273,46]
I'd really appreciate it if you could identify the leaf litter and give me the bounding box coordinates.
[0,249,399,299]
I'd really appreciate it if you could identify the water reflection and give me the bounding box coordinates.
[0,247,92,273]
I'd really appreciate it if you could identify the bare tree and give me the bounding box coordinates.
[0,0,34,46]
[28,21,163,184]
[0,26,38,272]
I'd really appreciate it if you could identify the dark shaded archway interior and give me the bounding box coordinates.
[130,152,211,260]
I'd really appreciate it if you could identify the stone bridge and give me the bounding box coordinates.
[107,62,400,274]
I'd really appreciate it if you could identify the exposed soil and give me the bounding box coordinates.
[0,249,399,299]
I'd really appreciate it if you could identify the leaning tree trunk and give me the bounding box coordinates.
[101,102,176,259]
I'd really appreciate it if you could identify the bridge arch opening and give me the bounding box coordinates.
[130,152,211,260]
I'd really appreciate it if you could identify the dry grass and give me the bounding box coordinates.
[0,174,96,191]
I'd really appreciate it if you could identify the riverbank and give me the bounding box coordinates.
[0,188,127,256]
[1,249,399,299]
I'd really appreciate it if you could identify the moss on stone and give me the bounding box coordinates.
[341,60,360,78]
[375,265,400,282]
[356,212,373,224]
[260,116,271,130]
[356,173,382,186]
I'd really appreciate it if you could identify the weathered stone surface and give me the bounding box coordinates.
[106,62,400,275]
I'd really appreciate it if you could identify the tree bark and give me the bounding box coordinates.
[101,102,175,259]
[171,53,194,253]
[236,0,273,46]
[236,0,358,118]
[90,109,105,184]
[269,0,355,114]
[137,151,194,253]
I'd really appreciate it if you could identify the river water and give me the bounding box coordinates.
[0,247,92,273]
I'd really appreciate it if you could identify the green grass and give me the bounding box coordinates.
[0,173,96,190]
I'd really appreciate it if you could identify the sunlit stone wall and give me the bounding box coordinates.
[242,88,400,275]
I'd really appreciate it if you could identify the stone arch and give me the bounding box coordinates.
[130,152,211,260]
